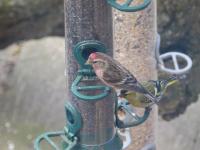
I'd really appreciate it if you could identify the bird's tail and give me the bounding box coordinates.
[140,75,178,105]
[164,75,178,87]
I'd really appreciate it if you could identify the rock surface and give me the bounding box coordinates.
[0,43,20,95]
[0,0,64,48]
[0,37,66,128]
[157,96,200,150]
[0,37,67,149]
[157,0,200,52]
[0,0,199,51]
[0,36,66,149]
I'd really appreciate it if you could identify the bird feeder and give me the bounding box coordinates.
[34,0,155,149]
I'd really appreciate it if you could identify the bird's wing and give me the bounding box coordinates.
[102,63,124,83]
[102,62,148,94]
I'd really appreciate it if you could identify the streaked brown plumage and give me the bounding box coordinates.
[86,52,160,103]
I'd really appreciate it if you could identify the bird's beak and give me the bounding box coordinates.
[85,59,92,65]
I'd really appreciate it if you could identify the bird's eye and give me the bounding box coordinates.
[93,61,98,64]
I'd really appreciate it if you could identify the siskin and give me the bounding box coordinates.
[119,76,178,108]
[86,52,160,104]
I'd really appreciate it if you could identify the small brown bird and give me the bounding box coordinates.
[86,52,160,103]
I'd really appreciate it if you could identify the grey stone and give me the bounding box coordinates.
[157,96,200,150]
[0,0,64,48]
[141,143,156,150]
[0,37,66,129]
[0,43,20,95]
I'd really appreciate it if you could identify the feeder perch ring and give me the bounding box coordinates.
[107,0,151,12]
[73,40,107,69]
[159,52,192,75]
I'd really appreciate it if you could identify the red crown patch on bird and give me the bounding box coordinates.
[90,52,97,60]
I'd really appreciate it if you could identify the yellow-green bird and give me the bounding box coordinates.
[119,76,178,108]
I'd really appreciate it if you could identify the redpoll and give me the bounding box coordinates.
[86,52,160,104]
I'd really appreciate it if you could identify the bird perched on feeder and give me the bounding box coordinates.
[119,76,178,108]
[86,52,160,104]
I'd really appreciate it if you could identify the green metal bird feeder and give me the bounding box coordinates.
[34,40,152,150]
[107,0,152,12]
[34,0,153,149]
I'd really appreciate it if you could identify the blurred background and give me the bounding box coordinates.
[0,0,199,149]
